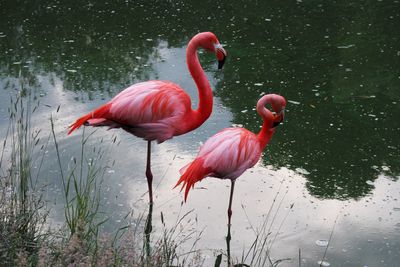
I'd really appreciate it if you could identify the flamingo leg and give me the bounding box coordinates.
[146,141,154,204]
[227,179,235,226]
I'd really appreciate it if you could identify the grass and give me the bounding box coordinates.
[0,93,47,266]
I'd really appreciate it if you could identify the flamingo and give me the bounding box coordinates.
[175,94,286,226]
[68,32,227,204]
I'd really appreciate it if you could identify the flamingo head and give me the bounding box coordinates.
[194,32,227,69]
[271,95,286,127]
[215,43,227,69]
[257,94,286,129]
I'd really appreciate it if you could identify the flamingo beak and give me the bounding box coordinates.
[273,109,285,128]
[218,56,226,69]
[215,43,227,69]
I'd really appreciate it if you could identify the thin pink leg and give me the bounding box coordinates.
[146,141,153,204]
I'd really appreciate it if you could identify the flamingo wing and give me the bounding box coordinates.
[69,80,192,142]
[108,81,190,124]
[176,128,262,200]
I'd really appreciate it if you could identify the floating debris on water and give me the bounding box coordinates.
[288,100,300,105]
[353,95,376,99]
[337,44,355,49]
[382,165,390,171]
[295,168,310,175]
[317,260,330,266]
[316,239,329,247]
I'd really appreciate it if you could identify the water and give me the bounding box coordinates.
[1,0,399,266]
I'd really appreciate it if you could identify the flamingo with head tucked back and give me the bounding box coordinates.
[68,32,227,204]
[175,94,286,226]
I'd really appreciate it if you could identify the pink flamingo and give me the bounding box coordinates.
[68,32,227,204]
[175,94,286,226]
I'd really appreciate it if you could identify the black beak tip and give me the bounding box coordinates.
[272,121,281,128]
[218,57,226,69]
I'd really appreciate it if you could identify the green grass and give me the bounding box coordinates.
[0,93,47,266]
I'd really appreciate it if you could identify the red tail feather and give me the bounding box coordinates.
[174,158,209,201]
[68,103,111,135]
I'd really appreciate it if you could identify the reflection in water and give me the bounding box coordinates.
[212,0,400,199]
[226,180,235,267]
[144,202,153,264]
[1,1,400,266]
[1,0,398,199]
[226,222,232,266]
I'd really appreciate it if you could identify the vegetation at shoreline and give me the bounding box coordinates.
[0,93,205,266]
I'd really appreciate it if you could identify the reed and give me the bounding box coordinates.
[0,92,47,266]
[228,178,293,267]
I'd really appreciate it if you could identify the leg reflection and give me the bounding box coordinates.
[144,202,153,262]
[226,222,232,266]
[226,180,236,266]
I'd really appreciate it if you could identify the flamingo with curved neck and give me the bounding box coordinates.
[175,93,286,226]
[68,32,227,204]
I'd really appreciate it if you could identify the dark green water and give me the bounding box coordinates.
[1,1,400,266]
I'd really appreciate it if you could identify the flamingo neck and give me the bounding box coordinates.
[258,121,275,149]
[256,95,275,148]
[186,38,213,128]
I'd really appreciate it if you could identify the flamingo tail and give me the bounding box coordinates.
[174,158,209,201]
[68,103,112,135]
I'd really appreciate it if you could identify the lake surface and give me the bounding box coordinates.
[1,0,399,266]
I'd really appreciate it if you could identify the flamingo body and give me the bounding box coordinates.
[69,80,193,143]
[177,128,263,200]
[175,94,286,203]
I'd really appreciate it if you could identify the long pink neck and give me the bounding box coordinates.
[257,95,276,149]
[186,38,213,129]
